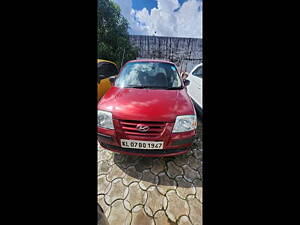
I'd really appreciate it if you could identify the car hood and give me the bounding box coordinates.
[98,87,195,122]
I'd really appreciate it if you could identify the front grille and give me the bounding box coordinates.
[119,120,165,137]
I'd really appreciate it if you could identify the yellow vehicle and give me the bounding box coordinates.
[97,59,118,101]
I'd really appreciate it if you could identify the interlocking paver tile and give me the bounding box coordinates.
[165,190,189,222]
[105,178,128,205]
[157,172,177,195]
[167,161,184,178]
[197,166,202,180]
[175,176,196,199]
[98,149,113,161]
[131,205,155,225]
[126,155,141,166]
[108,199,131,225]
[144,186,166,216]
[173,155,189,167]
[139,169,159,190]
[106,164,126,182]
[193,148,202,159]
[114,154,131,169]
[193,179,203,203]
[185,149,194,157]
[124,182,147,210]
[151,158,166,175]
[187,195,202,225]
[154,210,176,225]
[123,165,142,186]
[178,215,192,225]
[188,156,201,171]
[107,158,115,167]
[182,164,201,182]
[123,199,131,211]
[135,157,153,172]
[113,153,126,164]
[97,160,112,175]
[97,175,111,195]
[195,187,203,204]
[97,194,111,218]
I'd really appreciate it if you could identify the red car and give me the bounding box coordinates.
[97,59,197,157]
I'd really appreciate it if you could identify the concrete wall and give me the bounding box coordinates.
[129,35,202,72]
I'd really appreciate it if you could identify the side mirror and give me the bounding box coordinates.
[109,76,116,84]
[98,74,106,83]
[183,79,190,87]
[181,72,189,80]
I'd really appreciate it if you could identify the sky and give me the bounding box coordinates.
[113,0,202,38]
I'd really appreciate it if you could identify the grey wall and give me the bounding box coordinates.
[129,35,202,72]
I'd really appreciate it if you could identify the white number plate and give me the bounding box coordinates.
[120,139,163,149]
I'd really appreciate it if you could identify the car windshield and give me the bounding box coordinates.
[115,62,183,89]
[192,65,202,78]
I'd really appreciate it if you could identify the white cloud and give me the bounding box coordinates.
[114,0,132,21]
[114,0,202,38]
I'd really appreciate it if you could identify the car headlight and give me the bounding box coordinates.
[172,115,197,133]
[97,110,114,129]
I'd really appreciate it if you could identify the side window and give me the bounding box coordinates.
[192,66,203,78]
[98,63,118,80]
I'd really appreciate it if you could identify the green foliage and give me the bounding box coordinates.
[98,0,139,69]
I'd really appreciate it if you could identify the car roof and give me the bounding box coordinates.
[126,59,176,65]
[97,59,117,66]
[190,63,203,73]
[194,63,203,67]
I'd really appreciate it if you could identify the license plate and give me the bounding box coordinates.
[120,139,163,149]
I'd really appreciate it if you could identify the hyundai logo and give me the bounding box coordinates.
[136,124,150,132]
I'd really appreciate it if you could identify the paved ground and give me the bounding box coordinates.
[98,121,202,225]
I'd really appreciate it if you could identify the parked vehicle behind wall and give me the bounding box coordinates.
[97,59,119,102]
[186,63,203,115]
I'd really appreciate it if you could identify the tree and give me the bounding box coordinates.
[98,0,139,69]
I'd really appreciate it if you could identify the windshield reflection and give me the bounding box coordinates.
[115,62,183,89]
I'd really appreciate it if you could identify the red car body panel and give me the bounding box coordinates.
[97,59,197,157]
[99,87,194,121]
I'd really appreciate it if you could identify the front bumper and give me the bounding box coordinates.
[99,142,191,157]
[97,121,196,157]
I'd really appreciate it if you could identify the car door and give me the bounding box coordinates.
[187,65,203,109]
